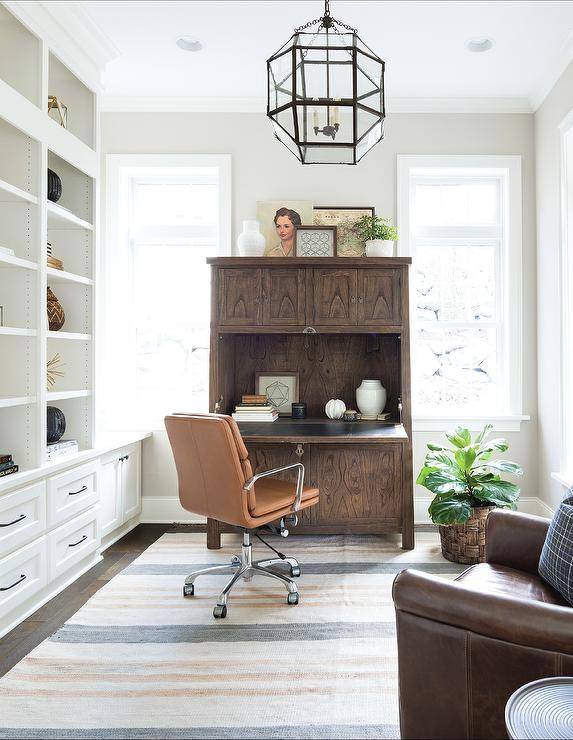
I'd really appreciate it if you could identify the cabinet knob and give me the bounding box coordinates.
[350,295,356,303]
[358,296,364,303]
[303,326,317,334]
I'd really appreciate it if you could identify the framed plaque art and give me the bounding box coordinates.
[294,225,337,257]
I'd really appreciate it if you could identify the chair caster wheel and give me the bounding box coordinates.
[183,583,194,597]
[287,592,299,605]
[213,604,227,619]
[291,566,301,578]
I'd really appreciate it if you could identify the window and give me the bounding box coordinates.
[104,155,231,430]
[397,155,523,428]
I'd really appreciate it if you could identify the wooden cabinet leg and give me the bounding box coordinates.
[401,519,415,550]
[207,518,222,549]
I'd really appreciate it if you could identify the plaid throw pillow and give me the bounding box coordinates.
[538,494,573,606]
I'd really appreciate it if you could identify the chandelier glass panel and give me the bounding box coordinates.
[266,3,385,165]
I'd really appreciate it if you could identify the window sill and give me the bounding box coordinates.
[551,472,573,490]
[413,415,530,432]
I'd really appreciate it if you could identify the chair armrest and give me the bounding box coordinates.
[486,509,550,574]
[392,568,573,655]
[243,462,305,512]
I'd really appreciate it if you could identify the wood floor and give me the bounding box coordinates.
[0,522,434,678]
[0,523,204,678]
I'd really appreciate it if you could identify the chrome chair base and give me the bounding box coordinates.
[183,531,300,618]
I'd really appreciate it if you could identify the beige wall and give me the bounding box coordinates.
[535,60,573,510]
[101,110,538,519]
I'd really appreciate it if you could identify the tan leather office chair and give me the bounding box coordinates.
[165,412,319,618]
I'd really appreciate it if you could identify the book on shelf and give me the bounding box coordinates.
[234,404,276,412]
[0,465,18,478]
[47,440,79,460]
[0,459,16,472]
[232,411,278,423]
[0,453,13,465]
[47,255,63,270]
[241,394,268,404]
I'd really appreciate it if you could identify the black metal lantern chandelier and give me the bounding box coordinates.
[266,0,385,165]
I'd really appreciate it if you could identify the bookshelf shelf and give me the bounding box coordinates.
[47,390,92,402]
[46,267,93,286]
[0,253,38,271]
[0,327,36,337]
[0,177,37,204]
[47,201,93,231]
[0,396,37,409]
[47,331,92,341]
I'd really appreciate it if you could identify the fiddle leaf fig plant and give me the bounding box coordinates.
[417,425,523,525]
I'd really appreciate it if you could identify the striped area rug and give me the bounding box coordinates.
[0,532,461,739]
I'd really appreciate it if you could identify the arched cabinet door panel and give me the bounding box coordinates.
[219,268,262,326]
[312,268,358,326]
[359,268,402,326]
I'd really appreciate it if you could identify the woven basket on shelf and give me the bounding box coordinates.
[439,505,495,565]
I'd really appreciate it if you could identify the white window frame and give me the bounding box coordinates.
[553,110,573,489]
[99,154,231,433]
[397,154,528,432]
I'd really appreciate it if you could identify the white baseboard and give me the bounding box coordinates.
[142,495,555,526]
[140,496,206,524]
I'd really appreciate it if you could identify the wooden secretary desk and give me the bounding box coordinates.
[206,257,414,550]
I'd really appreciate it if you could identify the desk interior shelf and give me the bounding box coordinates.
[237,418,408,443]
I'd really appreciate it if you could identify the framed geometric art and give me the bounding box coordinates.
[294,225,337,257]
[255,372,299,416]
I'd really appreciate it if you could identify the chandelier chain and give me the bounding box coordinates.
[294,16,357,34]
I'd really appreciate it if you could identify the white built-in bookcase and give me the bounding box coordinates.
[0,1,99,488]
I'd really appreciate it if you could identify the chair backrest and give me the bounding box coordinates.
[164,413,254,526]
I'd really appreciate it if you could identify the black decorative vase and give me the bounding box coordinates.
[47,406,66,444]
[47,169,62,203]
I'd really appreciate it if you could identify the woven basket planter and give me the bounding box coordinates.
[439,505,496,565]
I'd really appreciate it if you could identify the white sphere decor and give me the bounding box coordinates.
[325,399,346,419]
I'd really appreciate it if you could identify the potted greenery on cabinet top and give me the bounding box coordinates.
[353,215,398,257]
[417,425,523,564]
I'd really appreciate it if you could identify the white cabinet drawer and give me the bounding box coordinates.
[0,482,46,558]
[47,461,99,527]
[0,537,48,620]
[48,507,100,580]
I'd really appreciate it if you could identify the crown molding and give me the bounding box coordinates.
[4,1,119,91]
[101,95,533,115]
[529,30,573,111]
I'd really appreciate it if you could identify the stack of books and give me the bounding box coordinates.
[47,439,79,461]
[47,255,64,270]
[0,454,18,478]
[232,395,278,423]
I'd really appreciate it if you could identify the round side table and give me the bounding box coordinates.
[505,677,573,740]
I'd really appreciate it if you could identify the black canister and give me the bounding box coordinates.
[291,402,307,419]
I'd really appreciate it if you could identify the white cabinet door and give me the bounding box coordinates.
[122,444,141,521]
[99,452,123,538]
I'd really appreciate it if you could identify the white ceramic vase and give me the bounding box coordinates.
[237,220,266,256]
[365,239,394,257]
[356,379,387,416]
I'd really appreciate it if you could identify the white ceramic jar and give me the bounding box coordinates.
[365,239,394,257]
[237,220,266,256]
[356,379,387,416]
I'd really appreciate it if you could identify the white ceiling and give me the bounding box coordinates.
[81,0,573,109]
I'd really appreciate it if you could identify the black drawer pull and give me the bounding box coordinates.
[68,534,88,548]
[0,574,26,591]
[0,513,26,528]
[68,485,87,496]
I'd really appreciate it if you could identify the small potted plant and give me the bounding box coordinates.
[353,215,398,257]
[417,425,523,564]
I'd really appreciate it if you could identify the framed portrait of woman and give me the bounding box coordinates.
[256,200,314,257]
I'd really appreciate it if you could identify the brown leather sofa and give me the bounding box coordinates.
[392,509,573,739]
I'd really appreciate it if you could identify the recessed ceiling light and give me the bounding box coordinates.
[465,37,494,53]
[176,37,203,52]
